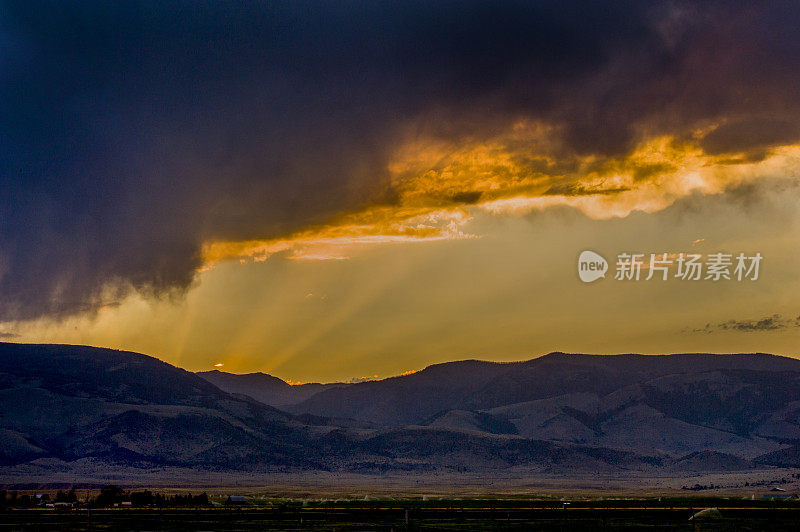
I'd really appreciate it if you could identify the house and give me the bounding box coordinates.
[54,502,75,508]
[226,496,247,505]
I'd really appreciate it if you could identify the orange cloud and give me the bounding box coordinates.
[200,121,800,268]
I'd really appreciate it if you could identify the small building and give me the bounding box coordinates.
[227,496,247,505]
[763,488,796,500]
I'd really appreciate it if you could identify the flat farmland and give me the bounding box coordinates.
[3,499,800,531]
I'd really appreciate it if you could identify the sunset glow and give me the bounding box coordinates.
[2,0,799,382]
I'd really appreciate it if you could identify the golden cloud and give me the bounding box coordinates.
[201,121,800,268]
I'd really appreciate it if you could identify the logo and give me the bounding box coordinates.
[576,250,762,283]
[578,250,608,283]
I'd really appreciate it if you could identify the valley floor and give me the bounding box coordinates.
[4,502,800,531]
[2,462,800,498]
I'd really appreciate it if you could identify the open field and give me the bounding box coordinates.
[4,500,800,531]
[4,467,800,497]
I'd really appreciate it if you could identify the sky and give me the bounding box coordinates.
[1,1,800,382]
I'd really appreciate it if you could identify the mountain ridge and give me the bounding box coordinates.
[4,342,800,480]
[196,369,347,408]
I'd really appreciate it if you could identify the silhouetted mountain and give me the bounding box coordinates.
[290,352,800,460]
[0,343,658,477]
[291,360,515,425]
[294,353,800,417]
[0,343,322,468]
[196,370,345,408]
[3,343,800,481]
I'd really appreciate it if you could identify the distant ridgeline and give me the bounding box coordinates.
[3,342,800,477]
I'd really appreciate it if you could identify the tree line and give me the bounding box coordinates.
[0,487,211,508]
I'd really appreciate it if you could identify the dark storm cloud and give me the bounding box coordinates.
[2,0,800,320]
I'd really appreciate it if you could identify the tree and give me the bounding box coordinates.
[95,486,125,507]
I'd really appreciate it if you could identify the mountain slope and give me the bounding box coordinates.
[290,360,516,425]
[0,343,319,467]
[289,352,800,459]
[2,343,798,478]
[292,353,800,424]
[0,343,656,476]
[196,370,346,407]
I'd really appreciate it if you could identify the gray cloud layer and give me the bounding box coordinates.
[2,1,800,319]
[692,314,800,333]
